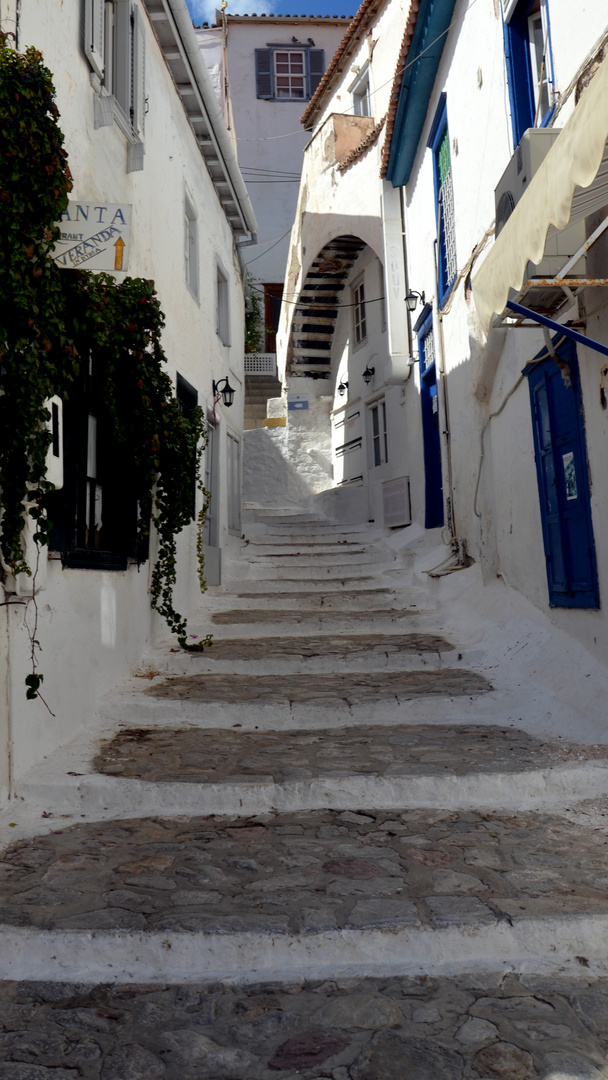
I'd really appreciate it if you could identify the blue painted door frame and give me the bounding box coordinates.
[417,309,444,529]
[525,337,599,608]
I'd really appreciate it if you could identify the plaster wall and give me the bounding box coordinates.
[401,0,608,662]
[197,19,347,286]
[1,2,246,789]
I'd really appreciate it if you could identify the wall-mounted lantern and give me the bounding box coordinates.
[338,380,349,397]
[362,365,375,385]
[213,377,235,407]
[405,289,425,313]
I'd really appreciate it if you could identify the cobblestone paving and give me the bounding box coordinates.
[2,808,608,933]
[93,724,606,785]
[145,670,490,704]
[1,972,608,1078]
[212,609,416,624]
[185,633,453,661]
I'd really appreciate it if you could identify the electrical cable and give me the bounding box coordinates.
[247,282,387,309]
[244,228,293,265]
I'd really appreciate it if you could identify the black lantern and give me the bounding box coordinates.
[405,289,425,313]
[362,365,375,385]
[338,380,349,397]
[213,377,235,407]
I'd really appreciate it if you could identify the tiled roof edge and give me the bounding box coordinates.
[300,0,387,130]
[337,113,387,172]
[379,0,421,179]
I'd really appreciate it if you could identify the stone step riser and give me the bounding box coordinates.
[16,763,608,823]
[100,690,508,731]
[244,552,386,565]
[1,915,606,985]
[244,544,372,556]
[138,653,451,676]
[233,564,397,580]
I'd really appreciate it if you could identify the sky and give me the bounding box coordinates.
[185,0,357,28]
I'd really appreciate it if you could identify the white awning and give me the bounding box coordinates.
[472,56,608,335]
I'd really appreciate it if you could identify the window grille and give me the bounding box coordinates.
[437,129,457,288]
[353,279,367,345]
[275,51,306,99]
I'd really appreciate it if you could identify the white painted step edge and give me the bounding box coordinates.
[16,763,608,820]
[1,915,607,985]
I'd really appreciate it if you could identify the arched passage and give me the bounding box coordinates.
[288,235,366,379]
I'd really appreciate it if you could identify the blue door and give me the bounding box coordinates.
[417,312,444,529]
[526,338,599,608]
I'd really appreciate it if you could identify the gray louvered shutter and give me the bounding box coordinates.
[308,49,324,97]
[114,0,132,120]
[131,4,146,137]
[84,0,105,78]
[255,49,273,99]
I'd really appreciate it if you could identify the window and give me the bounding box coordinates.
[217,264,230,346]
[503,0,554,146]
[255,47,325,101]
[184,195,198,300]
[369,401,388,467]
[84,0,146,171]
[44,352,145,570]
[428,95,457,306]
[351,68,371,117]
[352,277,367,346]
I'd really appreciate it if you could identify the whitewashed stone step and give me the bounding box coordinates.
[3,807,608,984]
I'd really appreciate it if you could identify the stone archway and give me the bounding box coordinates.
[287,235,367,379]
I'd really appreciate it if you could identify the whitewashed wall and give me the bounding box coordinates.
[401,0,608,662]
[0,0,247,791]
[197,18,347,287]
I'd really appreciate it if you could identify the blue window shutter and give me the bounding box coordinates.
[255,49,273,99]
[308,50,325,97]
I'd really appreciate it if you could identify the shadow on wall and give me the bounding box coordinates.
[244,427,329,509]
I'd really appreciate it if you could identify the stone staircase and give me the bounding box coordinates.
[244,374,283,430]
[2,512,608,1077]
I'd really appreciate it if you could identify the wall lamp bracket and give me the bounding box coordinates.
[405,289,425,313]
[213,377,235,407]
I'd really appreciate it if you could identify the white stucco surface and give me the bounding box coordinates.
[0,0,249,797]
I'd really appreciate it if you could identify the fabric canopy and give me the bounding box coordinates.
[472,56,608,335]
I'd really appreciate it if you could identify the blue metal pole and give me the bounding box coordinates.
[506,300,608,359]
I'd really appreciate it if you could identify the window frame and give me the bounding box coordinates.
[84,0,146,171]
[254,46,325,102]
[502,0,555,147]
[352,275,367,347]
[216,262,231,346]
[427,94,457,307]
[368,399,388,468]
[350,66,371,117]
[184,192,199,301]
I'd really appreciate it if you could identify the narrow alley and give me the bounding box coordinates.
[2,510,608,1077]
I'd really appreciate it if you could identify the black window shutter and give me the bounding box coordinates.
[308,50,325,97]
[255,49,273,99]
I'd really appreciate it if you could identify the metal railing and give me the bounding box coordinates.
[244,353,277,376]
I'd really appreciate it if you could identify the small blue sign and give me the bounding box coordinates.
[288,399,309,410]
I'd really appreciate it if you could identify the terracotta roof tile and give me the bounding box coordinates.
[379,0,421,179]
[337,113,386,172]
[300,0,388,130]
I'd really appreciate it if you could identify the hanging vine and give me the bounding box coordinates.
[0,36,212,703]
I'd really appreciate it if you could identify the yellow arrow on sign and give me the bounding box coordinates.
[114,236,125,270]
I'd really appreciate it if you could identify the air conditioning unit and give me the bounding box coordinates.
[495,128,586,279]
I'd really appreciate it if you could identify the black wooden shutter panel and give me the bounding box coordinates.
[255,49,273,99]
[308,50,325,97]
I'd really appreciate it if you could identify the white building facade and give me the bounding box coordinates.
[278,0,608,675]
[0,0,256,806]
[197,14,347,360]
